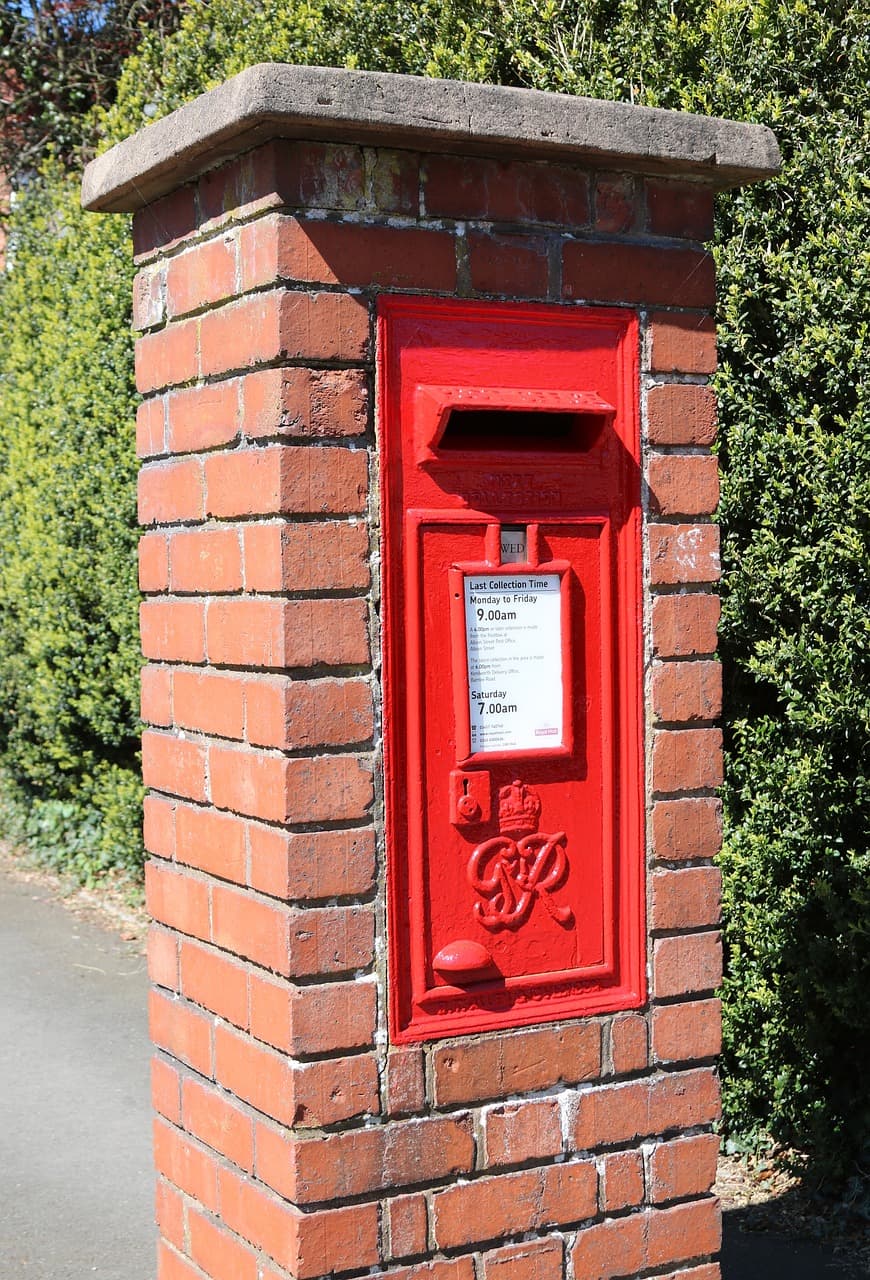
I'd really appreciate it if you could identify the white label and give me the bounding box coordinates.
[500,526,527,564]
[464,573,563,753]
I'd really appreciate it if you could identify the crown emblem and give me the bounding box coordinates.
[497,780,542,838]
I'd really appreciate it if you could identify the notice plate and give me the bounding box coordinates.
[464,573,563,754]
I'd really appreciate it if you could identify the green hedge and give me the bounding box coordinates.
[1,0,868,1181]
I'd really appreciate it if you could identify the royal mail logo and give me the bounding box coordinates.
[467,781,574,931]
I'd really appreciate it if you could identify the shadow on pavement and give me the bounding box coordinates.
[723,1206,868,1279]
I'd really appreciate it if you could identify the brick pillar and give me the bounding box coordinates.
[83,66,778,1280]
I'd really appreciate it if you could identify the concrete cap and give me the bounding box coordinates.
[82,62,780,213]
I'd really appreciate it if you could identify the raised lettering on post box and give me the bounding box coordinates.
[378,298,645,1041]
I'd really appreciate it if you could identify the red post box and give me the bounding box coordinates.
[379,297,645,1040]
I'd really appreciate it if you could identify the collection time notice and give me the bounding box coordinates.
[463,573,563,754]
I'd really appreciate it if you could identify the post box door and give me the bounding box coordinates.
[378,297,645,1042]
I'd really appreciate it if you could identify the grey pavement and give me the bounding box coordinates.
[0,864,862,1279]
[0,869,155,1279]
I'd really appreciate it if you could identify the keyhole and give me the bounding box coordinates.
[462,779,470,796]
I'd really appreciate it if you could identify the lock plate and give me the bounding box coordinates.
[449,769,491,827]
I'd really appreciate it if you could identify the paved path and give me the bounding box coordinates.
[0,869,155,1279]
[0,865,860,1280]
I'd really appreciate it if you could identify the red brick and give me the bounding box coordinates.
[483,1098,563,1168]
[206,597,369,670]
[182,1076,255,1172]
[174,802,246,881]
[151,1054,181,1123]
[593,173,641,233]
[287,904,374,979]
[139,457,205,526]
[649,523,720,585]
[187,1207,257,1280]
[433,1161,597,1250]
[180,939,249,1028]
[216,1165,302,1273]
[148,926,179,990]
[198,292,286,377]
[573,1078,649,1149]
[155,1177,185,1251]
[387,1193,429,1260]
[210,883,289,972]
[167,381,239,453]
[600,1149,645,1211]
[652,998,722,1064]
[210,745,373,825]
[277,289,370,361]
[139,532,170,592]
[610,1011,648,1075]
[647,181,715,241]
[468,231,549,297]
[279,140,366,211]
[563,242,715,307]
[144,794,176,858]
[243,520,370,592]
[648,454,719,517]
[571,1214,647,1279]
[371,149,421,214]
[573,1069,719,1149]
[246,823,377,901]
[658,1267,721,1280]
[215,1025,378,1128]
[142,730,208,802]
[652,728,723,794]
[140,600,206,663]
[653,933,723,998]
[647,1199,721,1268]
[149,990,213,1077]
[651,867,721,931]
[166,235,237,318]
[244,216,456,292]
[433,1022,600,1106]
[290,1113,475,1203]
[141,664,172,727]
[247,974,292,1051]
[291,1053,380,1128]
[651,1068,721,1132]
[481,1238,564,1280]
[205,444,367,519]
[386,1046,426,1116]
[133,187,197,260]
[251,977,370,1060]
[649,1134,720,1204]
[146,861,210,942]
[250,1118,297,1200]
[651,593,720,658]
[647,384,718,446]
[195,143,286,228]
[652,660,722,724]
[137,396,167,457]
[214,1025,295,1125]
[245,676,373,750]
[136,319,198,392]
[424,155,589,225]
[173,669,245,741]
[388,1264,477,1280]
[649,313,717,373]
[133,264,166,331]
[156,1242,201,1280]
[652,797,723,861]
[240,365,367,440]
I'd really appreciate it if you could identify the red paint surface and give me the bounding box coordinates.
[378,297,645,1041]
